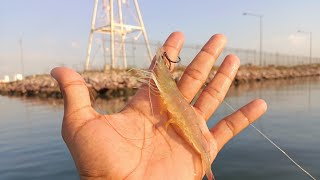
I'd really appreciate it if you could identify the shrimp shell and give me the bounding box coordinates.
[150,48,214,180]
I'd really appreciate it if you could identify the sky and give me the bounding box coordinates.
[0,0,320,77]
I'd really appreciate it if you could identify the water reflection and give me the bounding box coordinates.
[8,76,319,114]
[5,96,64,108]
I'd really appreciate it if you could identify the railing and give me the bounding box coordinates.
[87,39,319,69]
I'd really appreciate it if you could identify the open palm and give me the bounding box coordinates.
[51,32,267,180]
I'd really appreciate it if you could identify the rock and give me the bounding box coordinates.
[1,64,320,98]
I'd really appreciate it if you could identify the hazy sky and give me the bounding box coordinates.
[0,0,319,77]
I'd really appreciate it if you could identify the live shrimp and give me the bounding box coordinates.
[138,48,215,180]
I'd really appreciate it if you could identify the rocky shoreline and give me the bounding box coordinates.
[1,64,319,98]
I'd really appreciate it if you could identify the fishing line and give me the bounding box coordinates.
[223,101,316,180]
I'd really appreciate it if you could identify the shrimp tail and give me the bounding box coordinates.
[201,152,215,180]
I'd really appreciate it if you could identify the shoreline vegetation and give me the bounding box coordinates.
[1,64,320,99]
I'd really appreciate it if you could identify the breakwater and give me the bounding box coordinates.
[1,64,319,98]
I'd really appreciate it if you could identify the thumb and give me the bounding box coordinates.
[51,67,96,122]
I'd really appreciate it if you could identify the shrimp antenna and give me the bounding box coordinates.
[162,51,181,69]
[223,101,316,180]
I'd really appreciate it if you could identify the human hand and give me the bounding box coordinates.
[51,32,267,180]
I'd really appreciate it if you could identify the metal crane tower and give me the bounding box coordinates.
[85,0,152,70]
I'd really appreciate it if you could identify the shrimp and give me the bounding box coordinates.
[146,48,214,180]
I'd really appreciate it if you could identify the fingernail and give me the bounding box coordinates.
[50,68,58,80]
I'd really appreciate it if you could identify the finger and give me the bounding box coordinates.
[51,67,96,121]
[149,32,184,71]
[210,99,267,152]
[177,34,226,103]
[194,54,240,120]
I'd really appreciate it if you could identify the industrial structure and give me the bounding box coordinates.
[85,0,152,70]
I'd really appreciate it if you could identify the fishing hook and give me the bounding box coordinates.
[162,51,181,69]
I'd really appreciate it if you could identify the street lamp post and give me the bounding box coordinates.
[243,12,263,66]
[19,33,25,77]
[297,30,312,64]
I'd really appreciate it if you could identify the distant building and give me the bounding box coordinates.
[14,74,23,81]
[0,74,23,83]
[0,75,10,83]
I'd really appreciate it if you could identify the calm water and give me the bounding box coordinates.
[0,77,319,180]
